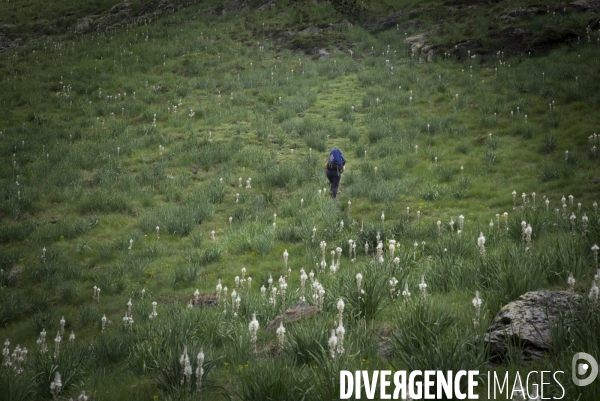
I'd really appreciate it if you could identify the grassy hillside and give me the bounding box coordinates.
[1,0,600,399]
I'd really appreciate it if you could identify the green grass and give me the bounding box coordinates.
[1,0,600,399]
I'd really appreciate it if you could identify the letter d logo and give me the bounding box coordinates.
[572,352,598,387]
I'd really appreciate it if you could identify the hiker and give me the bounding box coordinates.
[325,148,346,199]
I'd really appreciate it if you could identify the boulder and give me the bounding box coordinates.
[405,32,435,63]
[257,0,276,11]
[75,17,94,34]
[8,266,22,283]
[317,48,331,59]
[299,26,322,35]
[570,0,590,11]
[361,8,426,31]
[190,294,219,308]
[266,301,316,332]
[482,290,579,361]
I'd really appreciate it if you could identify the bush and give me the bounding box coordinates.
[420,183,447,201]
[200,246,222,264]
[434,165,454,182]
[542,132,558,153]
[238,359,309,401]
[0,292,27,324]
[540,162,561,181]
[478,247,547,314]
[139,204,213,237]
[78,190,133,214]
[0,368,37,401]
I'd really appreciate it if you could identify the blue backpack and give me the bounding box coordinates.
[326,148,345,170]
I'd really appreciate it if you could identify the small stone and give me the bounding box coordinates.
[266,301,316,332]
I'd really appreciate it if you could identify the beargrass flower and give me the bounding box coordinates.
[328,330,338,359]
[524,224,532,250]
[280,279,287,308]
[336,318,345,355]
[260,285,266,302]
[149,301,158,319]
[402,283,411,301]
[180,345,192,389]
[568,273,576,293]
[278,250,288,272]
[592,244,599,270]
[390,277,398,298]
[419,275,428,298]
[477,232,486,256]
[37,329,47,353]
[276,322,286,350]
[2,339,10,368]
[249,313,259,354]
[50,371,62,400]
[589,282,599,307]
[196,348,205,393]
[472,291,482,315]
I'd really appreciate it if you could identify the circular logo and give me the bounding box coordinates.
[572,353,598,387]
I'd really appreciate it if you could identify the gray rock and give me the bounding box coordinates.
[426,48,436,63]
[299,26,322,35]
[257,0,276,11]
[75,17,94,33]
[506,8,540,18]
[405,32,435,63]
[191,294,219,308]
[3,265,22,286]
[318,48,331,59]
[482,290,579,361]
[266,301,316,332]
[361,8,426,31]
[570,0,590,10]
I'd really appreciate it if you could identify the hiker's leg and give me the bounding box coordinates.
[327,170,341,198]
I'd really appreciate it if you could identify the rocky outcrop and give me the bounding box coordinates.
[361,8,426,31]
[86,0,199,33]
[266,301,316,332]
[1,0,204,53]
[317,48,332,59]
[482,291,579,361]
[190,294,219,307]
[405,31,436,63]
